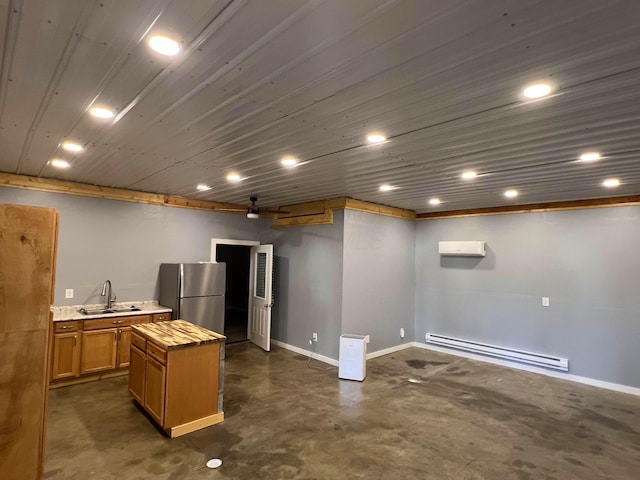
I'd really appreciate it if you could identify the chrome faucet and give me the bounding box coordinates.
[101,280,116,309]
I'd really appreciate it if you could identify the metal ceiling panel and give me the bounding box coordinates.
[1,0,639,213]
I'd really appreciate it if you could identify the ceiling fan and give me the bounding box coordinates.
[216,196,287,219]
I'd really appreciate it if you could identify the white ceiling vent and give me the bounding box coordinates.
[438,241,486,257]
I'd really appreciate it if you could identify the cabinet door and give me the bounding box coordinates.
[117,327,132,368]
[81,329,117,374]
[51,332,80,380]
[128,346,146,405]
[144,356,166,425]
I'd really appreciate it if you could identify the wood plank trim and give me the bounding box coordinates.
[273,209,334,228]
[168,412,224,438]
[7,173,635,223]
[0,173,248,214]
[344,197,416,219]
[417,195,640,220]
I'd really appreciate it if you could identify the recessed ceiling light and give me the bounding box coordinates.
[461,170,477,180]
[62,141,83,152]
[50,159,70,169]
[148,35,181,56]
[89,107,114,119]
[196,184,211,191]
[226,173,242,183]
[523,83,552,99]
[579,152,601,162]
[504,189,518,198]
[367,133,386,144]
[280,156,298,167]
[602,178,620,188]
[429,198,441,206]
[379,184,395,192]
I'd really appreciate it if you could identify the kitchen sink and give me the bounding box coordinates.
[78,306,141,315]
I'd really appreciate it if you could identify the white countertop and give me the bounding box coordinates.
[52,300,172,321]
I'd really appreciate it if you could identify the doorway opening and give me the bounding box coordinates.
[216,244,251,343]
[211,238,273,351]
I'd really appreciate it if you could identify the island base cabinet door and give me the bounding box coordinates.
[81,329,117,374]
[128,346,146,404]
[144,356,166,425]
[51,332,80,380]
[117,327,132,368]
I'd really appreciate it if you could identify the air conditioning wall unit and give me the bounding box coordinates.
[438,241,486,257]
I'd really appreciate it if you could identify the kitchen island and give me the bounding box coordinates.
[129,320,226,437]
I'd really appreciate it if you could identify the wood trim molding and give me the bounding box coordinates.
[417,195,640,220]
[0,172,248,214]
[273,209,334,228]
[344,197,416,219]
[6,172,634,224]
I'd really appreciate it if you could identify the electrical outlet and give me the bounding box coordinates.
[65,289,74,299]
[542,297,550,307]
[312,332,318,342]
[400,327,405,339]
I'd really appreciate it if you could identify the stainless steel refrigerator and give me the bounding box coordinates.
[158,263,226,334]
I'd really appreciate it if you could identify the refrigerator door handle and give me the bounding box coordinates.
[179,263,184,299]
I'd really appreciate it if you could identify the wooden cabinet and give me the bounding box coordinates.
[81,328,118,374]
[153,312,171,323]
[128,345,146,404]
[51,313,157,385]
[0,204,58,480]
[117,327,132,368]
[51,320,81,380]
[144,355,166,424]
[128,321,225,437]
[51,332,81,379]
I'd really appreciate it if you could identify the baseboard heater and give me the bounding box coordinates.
[426,333,569,371]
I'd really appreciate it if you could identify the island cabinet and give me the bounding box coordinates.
[129,320,226,438]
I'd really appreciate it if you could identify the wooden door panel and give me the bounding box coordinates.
[81,329,117,374]
[144,356,166,425]
[117,327,132,368]
[128,346,146,405]
[51,332,80,380]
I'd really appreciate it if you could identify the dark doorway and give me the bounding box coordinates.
[216,244,251,343]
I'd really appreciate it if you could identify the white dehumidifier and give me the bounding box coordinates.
[338,334,369,381]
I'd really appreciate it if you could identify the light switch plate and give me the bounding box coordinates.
[542,297,550,307]
[65,289,74,299]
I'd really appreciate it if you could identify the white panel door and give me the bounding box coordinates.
[249,244,273,351]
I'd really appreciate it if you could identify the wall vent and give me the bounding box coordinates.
[425,333,568,371]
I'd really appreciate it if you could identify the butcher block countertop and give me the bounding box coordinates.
[132,320,225,350]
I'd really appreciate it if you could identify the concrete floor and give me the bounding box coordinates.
[44,344,640,480]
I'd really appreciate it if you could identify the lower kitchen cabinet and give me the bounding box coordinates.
[51,332,81,380]
[117,327,132,368]
[50,314,156,386]
[81,328,118,374]
[144,355,166,424]
[128,346,146,404]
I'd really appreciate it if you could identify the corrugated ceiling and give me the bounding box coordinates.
[0,0,639,212]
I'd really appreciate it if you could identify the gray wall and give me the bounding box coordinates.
[0,187,267,305]
[415,206,640,388]
[261,211,344,360]
[342,210,415,352]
